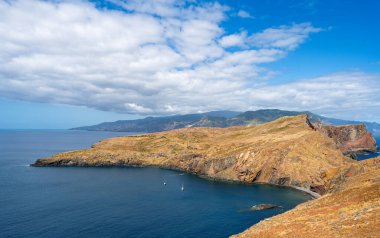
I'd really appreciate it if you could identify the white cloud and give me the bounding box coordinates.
[247,72,380,120]
[249,23,321,50]
[237,10,253,19]
[0,0,338,116]
[219,32,247,48]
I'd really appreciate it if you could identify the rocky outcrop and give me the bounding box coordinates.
[33,115,361,196]
[314,123,378,155]
[249,204,281,211]
[231,157,380,238]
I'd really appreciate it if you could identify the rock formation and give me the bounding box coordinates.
[314,123,378,155]
[249,204,281,211]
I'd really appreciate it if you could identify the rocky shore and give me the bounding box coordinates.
[32,115,379,237]
[232,156,380,238]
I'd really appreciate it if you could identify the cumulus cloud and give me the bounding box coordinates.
[219,32,247,48]
[0,0,353,116]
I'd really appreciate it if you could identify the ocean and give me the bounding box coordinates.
[0,130,314,237]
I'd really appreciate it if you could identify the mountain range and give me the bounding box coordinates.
[72,109,380,136]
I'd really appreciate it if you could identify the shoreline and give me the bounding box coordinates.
[31,162,320,199]
[289,185,321,199]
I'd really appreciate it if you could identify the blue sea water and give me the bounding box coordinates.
[0,130,312,238]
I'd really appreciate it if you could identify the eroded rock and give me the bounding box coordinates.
[249,204,281,211]
[314,123,378,155]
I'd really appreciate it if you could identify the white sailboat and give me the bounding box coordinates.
[181,184,184,191]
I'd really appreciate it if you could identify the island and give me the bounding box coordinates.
[33,115,380,237]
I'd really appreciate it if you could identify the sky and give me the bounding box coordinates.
[0,0,379,129]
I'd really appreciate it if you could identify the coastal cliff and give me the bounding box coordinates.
[33,115,375,196]
[232,157,380,238]
[314,123,378,155]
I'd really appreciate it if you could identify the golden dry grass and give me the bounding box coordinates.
[232,157,380,238]
[35,115,354,193]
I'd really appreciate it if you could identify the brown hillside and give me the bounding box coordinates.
[231,157,380,238]
[34,115,355,195]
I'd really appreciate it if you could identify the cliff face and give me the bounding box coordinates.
[314,124,378,155]
[34,115,356,195]
[231,157,380,238]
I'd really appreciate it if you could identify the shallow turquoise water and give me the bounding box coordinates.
[0,130,311,238]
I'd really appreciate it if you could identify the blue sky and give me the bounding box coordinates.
[0,0,379,129]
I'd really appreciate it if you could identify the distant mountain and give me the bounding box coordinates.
[72,109,380,136]
[201,110,241,118]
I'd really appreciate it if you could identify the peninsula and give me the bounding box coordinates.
[33,115,380,236]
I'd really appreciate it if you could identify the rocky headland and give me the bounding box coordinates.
[314,123,378,156]
[32,115,380,237]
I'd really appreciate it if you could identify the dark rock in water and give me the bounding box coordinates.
[249,204,281,211]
